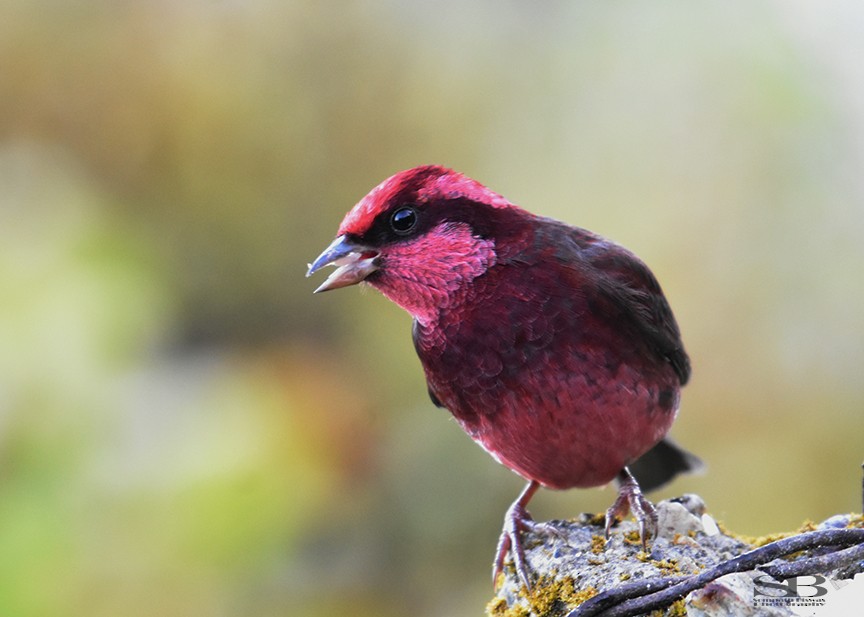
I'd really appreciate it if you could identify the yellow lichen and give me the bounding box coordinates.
[663,598,688,616]
[651,558,681,576]
[568,586,600,608]
[747,532,794,547]
[485,597,530,617]
[485,597,511,616]
[722,518,823,548]
[580,512,606,527]
[798,520,818,533]
[623,530,642,545]
[590,534,606,555]
[503,577,600,617]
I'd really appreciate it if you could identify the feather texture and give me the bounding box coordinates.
[312,165,695,491]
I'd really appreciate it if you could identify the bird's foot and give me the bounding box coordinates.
[493,481,541,590]
[604,467,658,552]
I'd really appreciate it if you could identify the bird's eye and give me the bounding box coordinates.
[390,207,418,235]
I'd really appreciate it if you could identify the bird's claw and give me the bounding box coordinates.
[493,480,542,590]
[604,468,658,552]
[493,500,535,590]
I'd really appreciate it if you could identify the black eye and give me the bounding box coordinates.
[390,207,418,235]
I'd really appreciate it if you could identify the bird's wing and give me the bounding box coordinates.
[542,220,691,386]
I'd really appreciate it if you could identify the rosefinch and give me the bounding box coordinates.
[307,166,700,588]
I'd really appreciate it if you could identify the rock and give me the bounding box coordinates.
[487,497,863,617]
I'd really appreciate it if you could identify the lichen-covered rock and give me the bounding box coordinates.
[487,497,862,617]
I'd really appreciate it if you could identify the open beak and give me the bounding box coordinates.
[306,235,380,293]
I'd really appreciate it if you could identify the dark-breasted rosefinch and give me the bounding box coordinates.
[307,166,701,588]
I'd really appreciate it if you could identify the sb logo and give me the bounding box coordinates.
[753,575,829,598]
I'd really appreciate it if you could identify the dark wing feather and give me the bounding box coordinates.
[542,220,691,386]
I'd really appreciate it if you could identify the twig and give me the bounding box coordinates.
[568,528,864,617]
[759,541,864,580]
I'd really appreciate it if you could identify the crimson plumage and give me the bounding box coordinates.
[308,165,699,588]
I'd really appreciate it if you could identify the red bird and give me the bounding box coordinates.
[307,165,700,588]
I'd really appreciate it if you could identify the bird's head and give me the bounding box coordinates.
[307,165,529,324]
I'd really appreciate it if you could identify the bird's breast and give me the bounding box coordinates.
[413,279,681,489]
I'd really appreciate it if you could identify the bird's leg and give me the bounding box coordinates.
[493,480,540,590]
[604,467,658,551]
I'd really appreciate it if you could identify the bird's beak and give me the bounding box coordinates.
[306,235,380,293]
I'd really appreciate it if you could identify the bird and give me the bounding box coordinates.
[306,165,701,589]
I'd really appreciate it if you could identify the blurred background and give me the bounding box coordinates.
[1,1,862,615]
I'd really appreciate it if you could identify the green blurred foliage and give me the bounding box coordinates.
[1,1,862,616]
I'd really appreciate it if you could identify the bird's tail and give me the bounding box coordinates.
[627,438,704,493]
